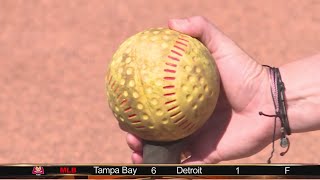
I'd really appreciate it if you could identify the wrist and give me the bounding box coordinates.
[279,58,320,133]
[259,56,320,135]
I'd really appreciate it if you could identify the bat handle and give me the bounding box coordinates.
[142,139,185,164]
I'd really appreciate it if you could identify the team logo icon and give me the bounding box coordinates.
[32,166,44,176]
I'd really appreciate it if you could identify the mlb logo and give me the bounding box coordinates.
[32,166,44,176]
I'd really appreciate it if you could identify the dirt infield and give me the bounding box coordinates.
[0,0,319,164]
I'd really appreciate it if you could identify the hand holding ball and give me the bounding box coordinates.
[106,28,220,163]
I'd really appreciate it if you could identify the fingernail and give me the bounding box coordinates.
[171,19,189,28]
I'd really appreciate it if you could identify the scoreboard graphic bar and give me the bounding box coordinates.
[0,164,319,179]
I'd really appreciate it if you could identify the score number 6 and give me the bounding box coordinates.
[151,167,157,175]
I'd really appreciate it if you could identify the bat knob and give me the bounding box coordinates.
[143,139,186,164]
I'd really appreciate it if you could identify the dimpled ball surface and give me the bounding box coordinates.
[106,28,220,142]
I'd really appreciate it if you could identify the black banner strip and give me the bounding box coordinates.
[0,165,318,178]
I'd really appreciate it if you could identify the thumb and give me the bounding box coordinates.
[168,16,245,60]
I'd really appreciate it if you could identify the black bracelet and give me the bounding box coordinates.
[259,65,291,163]
[275,68,291,135]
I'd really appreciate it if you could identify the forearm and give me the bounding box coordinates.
[279,54,320,133]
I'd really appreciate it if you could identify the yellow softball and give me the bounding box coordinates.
[106,28,220,141]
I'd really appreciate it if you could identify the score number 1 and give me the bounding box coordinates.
[236,167,240,174]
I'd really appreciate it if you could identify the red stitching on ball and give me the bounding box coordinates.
[164,69,176,73]
[174,115,185,123]
[128,114,137,119]
[163,85,175,89]
[162,34,191,129]
[124,107,132,112]
[168,55,180,61]
[176,41,188,47]
[120,99,127,106]
[187,124,195,131]
[171,50,182,56]
[178,37,189,42]
[111,80,116,89]
[164,77,175,80]
[167,106,178,112]
[108,75,113,84]
[165,99,176,104]
[180,34,189,38]
[131,120,141,124]
[164,92,175,96]
[166,62,177,67]
[114,85,119,93]
[170,111,181,118]
[182,121,192,130]
[174,45,185,52]
[117,93,122,100]
[178,119,188,127]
